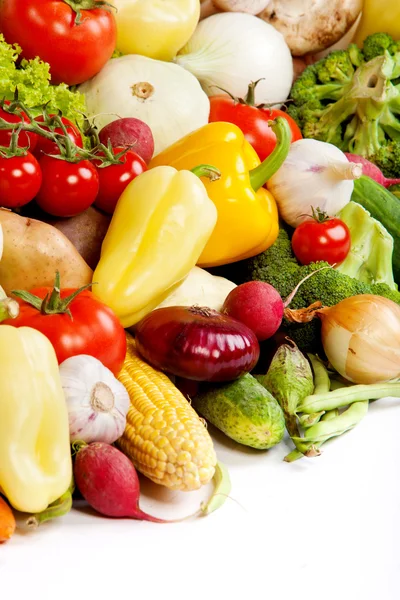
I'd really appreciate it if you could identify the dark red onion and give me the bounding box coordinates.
[135,306,260,382]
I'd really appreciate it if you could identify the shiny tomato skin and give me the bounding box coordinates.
[93,148,147,214]
[0,102,38,150]
[36,155,99,217]
[291,218,352,266]
[5,289,127,375]
[0,152,42,208]
[0,0,117,86]
[34,115,83,157]
[209,97,302,162]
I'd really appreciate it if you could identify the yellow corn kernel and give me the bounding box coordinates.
[116,336,217,491]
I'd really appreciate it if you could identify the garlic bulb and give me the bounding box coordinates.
[267,139,363,228]
[59,355,130,444]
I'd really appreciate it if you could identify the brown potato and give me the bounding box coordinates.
[21,205,111,270]
[0,209,93,295]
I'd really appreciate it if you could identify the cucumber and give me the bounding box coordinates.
[193,373,285,450]
[352,176,400,284]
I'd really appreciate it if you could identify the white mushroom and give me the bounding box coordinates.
[212,0,271,14]
[258,0,363,56]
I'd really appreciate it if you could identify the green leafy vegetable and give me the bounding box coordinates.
[0,34,86,127]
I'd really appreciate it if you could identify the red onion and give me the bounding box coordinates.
[345,153,400,188]
[135,306,260,382]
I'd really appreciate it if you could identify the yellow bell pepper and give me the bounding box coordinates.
[112,0,200,61]
[0,326,72,514]
[150,118,291,268]
[355,2,400,45]
[93,166,218,328]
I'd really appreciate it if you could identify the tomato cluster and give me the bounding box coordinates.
[0,104,147,217]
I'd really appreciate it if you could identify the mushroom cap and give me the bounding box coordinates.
[213,0,271,15]
[258,0,363,56]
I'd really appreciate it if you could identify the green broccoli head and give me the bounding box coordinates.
[289,32,400,177]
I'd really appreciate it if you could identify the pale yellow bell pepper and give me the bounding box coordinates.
[93,166,218,328]
[0,326,72,513]
[355,1,400,45]
[112,0,201,61]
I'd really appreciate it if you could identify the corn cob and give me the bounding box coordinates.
[116,335,217,491]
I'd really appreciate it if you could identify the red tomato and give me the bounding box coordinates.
[34,115,83,157]
[5,287,127,376]
[93,148,147,214]
[0,102,38,151]
[291,216,352,266]
[0,0,117,86]
[36,155,99,217]
[0,152,42,208]
[209,97,302,162]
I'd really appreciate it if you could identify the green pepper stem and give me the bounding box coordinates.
[191,164,222,182]
[249,117,292,192]
[25,487,73,529]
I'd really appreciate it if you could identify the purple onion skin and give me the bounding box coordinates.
[135,306,260,382]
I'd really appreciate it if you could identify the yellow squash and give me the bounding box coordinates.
[112,0,200,61]
[92,166,217,328]
[150,118,291,267]
[0,326,72,513]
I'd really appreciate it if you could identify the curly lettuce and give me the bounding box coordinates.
[0,35,86,127]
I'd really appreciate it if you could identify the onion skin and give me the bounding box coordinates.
[135,306,260,382]
[320,295,400,384]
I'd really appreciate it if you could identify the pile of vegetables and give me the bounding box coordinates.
[0,0,400,546]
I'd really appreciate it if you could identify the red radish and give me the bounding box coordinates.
[345,153,400,188]
[222,269,330,342]
[73,442,167,522]
[135,306,260,382]
[222,281,284,341]
[99,118,155,165]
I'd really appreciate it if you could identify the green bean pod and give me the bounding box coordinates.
[298,382,400,414]
[291,400,369,456]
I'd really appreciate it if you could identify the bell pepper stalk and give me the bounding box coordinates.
[249,117,292,192]
[24,480,75,529]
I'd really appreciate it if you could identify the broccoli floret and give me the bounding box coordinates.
[289,32,400,178]
[238,227,400,353]
[362,33,400,61]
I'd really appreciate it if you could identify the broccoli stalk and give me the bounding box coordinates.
[288,33,400,177]
[336,201,397,289]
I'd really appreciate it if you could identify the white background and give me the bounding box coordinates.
[2,397,399,600]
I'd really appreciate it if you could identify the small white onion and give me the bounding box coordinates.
[59,355,130,444]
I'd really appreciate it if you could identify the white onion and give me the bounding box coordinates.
[175,12,293,106]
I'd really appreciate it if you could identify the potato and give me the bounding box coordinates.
[21,205,111,270]
[0,209,93,295]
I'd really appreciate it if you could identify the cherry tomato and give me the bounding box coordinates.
[291,216,352,266]
[0,152,42,208]
[5,286,126,376]
[0,102,38,151]
[0,0,117,86]
[34,115,83,157]
[93,148,147,214]
[209,97,302,162]
[36,155,99,217]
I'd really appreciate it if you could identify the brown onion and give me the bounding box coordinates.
[135,305,260,382]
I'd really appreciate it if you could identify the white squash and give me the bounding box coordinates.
[79,55,210,156]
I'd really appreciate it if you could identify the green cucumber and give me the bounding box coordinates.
[352,176,400,283]
[193,373,285,450]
